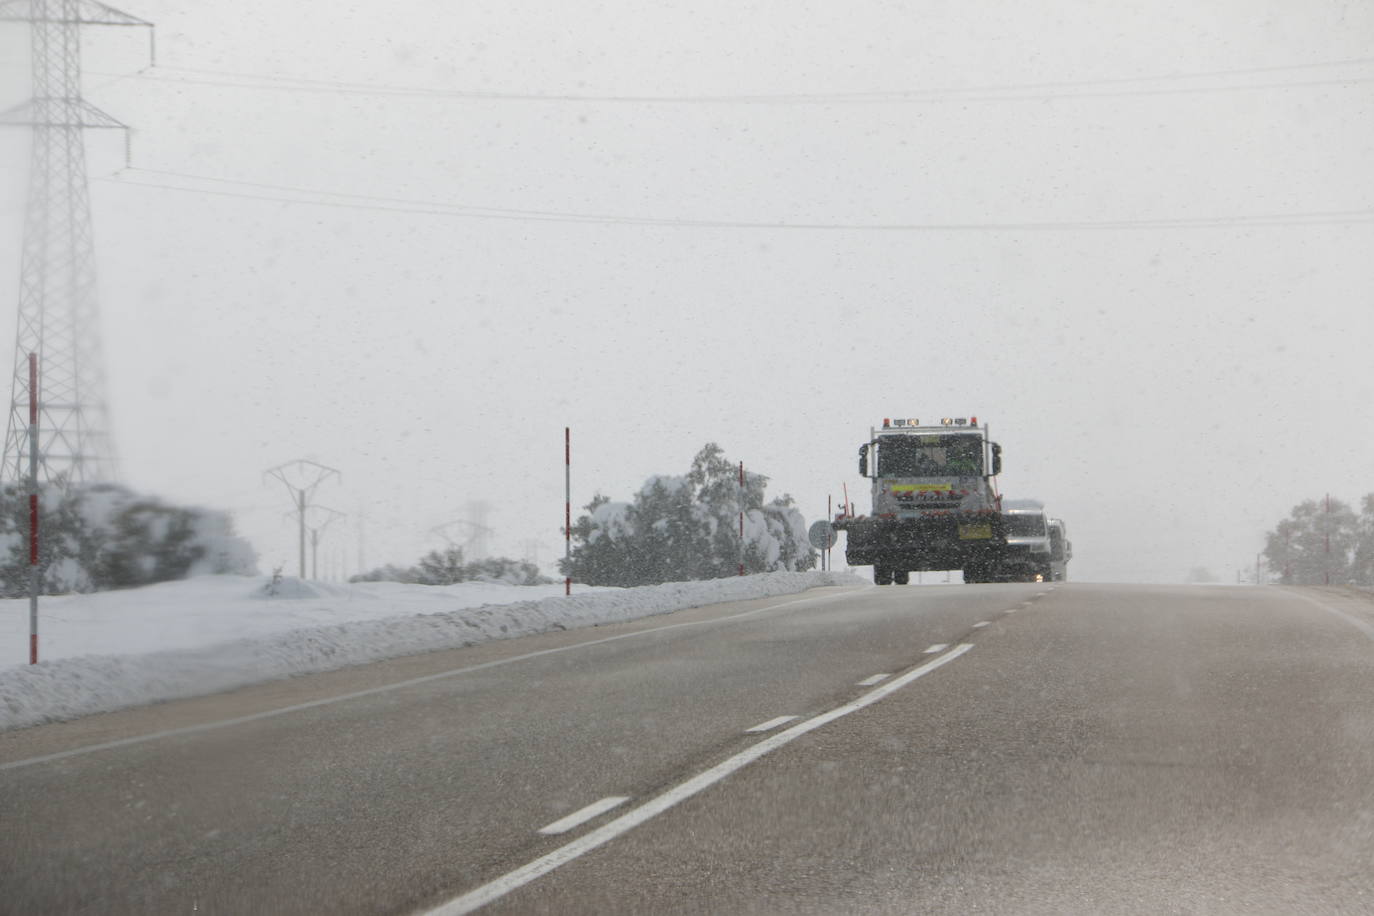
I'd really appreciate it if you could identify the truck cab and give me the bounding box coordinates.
[840,416,1007,585]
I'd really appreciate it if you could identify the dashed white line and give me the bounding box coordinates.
[923,644,948,654]
[855,673,890,686]
[423,644,975,916]
[538,797,630,836]
[745,715,799,733]
[972,621,990,629]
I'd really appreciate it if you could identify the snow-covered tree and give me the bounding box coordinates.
[0,481,257,595]
[561,443,815,587]
[1350,493,1374,586]
[1263,496,1360,585]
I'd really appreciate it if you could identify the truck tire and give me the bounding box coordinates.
[874,565,893,585]
[893,570,910,585]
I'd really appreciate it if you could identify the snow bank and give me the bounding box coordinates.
[0,570,862,731]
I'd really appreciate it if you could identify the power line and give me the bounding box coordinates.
[97,167,1374,232]
[86,56,1374,105]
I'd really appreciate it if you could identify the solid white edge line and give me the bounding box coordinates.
[1287,590,1374,641]
[421,643,974,916]
[1,587,859,772]
[537,797,630,836]
[855,674,890,686]
[923,644,948,654]
[745,715,799,733]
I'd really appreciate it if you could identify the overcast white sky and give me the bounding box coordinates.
[2,1,1372,582]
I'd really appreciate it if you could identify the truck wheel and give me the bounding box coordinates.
[893,570,910,585]
[874,566,893,585]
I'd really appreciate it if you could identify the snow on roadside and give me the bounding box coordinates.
[0,570,863,731]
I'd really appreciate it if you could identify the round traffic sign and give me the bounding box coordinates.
[808,520,838,550]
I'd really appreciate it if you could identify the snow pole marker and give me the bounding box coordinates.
[738,461,744,576]
[565,427,571,596]
[28,352,39,664]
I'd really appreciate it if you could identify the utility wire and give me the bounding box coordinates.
[98,167,1374,231]
[85,56,1374,105]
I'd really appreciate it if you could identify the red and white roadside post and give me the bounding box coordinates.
[738,461,745,577]
[564,427,571,596]
[28,353,39,664]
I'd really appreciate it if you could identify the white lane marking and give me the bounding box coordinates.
[1,588,857,772]
[1005,608,1019,614]
[855,673,890,686]
[923,644,948,654]
[537,797,630,836]
[972,621,990,629]
[1287,590,1374,641]
[423,644,974,916]
[745,715,798,733]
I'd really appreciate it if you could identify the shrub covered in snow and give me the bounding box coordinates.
[562,443,815,586]
[351,546,551,586]
[0,481,257,595]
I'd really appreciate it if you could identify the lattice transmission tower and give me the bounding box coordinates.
[0,0,151,485]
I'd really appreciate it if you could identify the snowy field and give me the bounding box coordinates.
[0,571,862,731]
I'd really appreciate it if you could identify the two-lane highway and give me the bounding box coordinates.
[3,582,1373,914]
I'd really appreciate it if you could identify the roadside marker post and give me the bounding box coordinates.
[738,461,744,576]
[564,428,571,596]
[28,352,39,664]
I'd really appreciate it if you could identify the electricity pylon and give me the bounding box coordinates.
[0,0,152,485]
[265,459,340,579]
[430,518,494,560]
[303,504,345,581]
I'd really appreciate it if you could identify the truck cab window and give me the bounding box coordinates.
[876,435,983,477]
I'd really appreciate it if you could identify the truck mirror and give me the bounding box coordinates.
[991,442,1002,476]
[858,443,869,477]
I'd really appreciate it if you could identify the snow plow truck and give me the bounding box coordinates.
[832,417,1066,584]
[834,416,1003,584]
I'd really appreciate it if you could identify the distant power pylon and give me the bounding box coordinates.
[265,459,341,579]
[430,517,494,560]
[0,0,152,485]
[302,504,345,581]
[520,539,550,567]
[465,499,493,558]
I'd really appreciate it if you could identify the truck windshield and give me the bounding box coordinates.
[876,434,983,477]
[1006,514,1047,537]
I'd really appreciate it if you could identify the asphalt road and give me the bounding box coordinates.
[3,582,1373,915]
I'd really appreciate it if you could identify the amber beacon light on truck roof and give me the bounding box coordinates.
[881,417,978,429]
